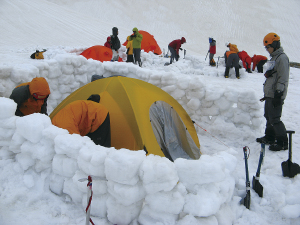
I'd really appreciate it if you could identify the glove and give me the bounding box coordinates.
[272,90,283,107]
[179,48,183,51]
[130,34,136,38]
[264,70,273,78]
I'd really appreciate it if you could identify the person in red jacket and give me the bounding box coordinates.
[238,50,252,73]
[168,37,186,64]
[252,54,268,73]
[208,37,216,66]
[104,36,111,48]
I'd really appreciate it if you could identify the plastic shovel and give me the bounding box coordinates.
[241,146,251,209]
[282,130,300,178]
[252,143,265,197]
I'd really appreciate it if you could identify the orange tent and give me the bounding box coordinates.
[80,45,112,62]
[123,30,162,55]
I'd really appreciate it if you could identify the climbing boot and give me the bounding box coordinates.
[256,136,275,145]
[224,67,230,78]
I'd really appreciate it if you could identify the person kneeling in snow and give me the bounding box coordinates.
[10,77,51,116]
[52,94,111,147]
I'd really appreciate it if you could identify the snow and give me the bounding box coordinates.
[1,0,300,224]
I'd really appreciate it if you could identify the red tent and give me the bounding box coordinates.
[123,30,162,55]
[80,45,112,62]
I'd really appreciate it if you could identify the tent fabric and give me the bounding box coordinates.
[150,101,201,161]
[123,30,162,55]
[50,76,200,160]
[80,45,112,62]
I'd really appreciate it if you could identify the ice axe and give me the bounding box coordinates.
[240,146,251,209]
[252,143,265,197]
[281,130,300,178]
[205,50,209,61]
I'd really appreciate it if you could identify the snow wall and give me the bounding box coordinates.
[0,51,262,224]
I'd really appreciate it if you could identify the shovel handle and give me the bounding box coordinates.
[256,143,265,177]
[287,130,295,161]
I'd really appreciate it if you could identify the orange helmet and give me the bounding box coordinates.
[263,33,280,46]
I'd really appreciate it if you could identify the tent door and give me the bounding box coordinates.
[149,101,200,161]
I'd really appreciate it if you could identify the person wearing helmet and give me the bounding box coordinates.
[256,32,290,151]
[208,37,216,66]
[168,37,186,64]
[10,77,51,116]
[129,27,143,67]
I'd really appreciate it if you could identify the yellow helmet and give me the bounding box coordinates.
[263,33,280,46]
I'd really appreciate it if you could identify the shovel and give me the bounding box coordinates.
[252,143,265,197]
[282,130,300,178]
[241,146,251,209]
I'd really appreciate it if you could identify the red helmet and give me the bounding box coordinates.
[181,37,186,43]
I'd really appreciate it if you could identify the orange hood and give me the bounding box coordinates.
[29,77,50,96]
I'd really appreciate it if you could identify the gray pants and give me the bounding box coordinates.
[168,46,177,64]
[226,53,239,68]
[264,97,287,139]
[133,48,141,64]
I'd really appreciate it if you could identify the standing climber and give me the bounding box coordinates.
[110,27,121,61]
[256,32,290,151]
[208,37,216,66]
[129,27,143,67]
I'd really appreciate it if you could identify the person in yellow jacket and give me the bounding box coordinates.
[10,77,51,116]
[52,94,111,147]
[225,42,239,53]
[126,36,134,63]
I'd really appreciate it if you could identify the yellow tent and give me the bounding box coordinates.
[50,76,200,161]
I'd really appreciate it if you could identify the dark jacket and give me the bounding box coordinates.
[110,27,121,51]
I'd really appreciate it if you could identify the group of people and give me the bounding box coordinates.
[9,77,111,147]
[206,38,268,79]
[9,32,290,153]
[223,42,268,79]
[104,27,143,67]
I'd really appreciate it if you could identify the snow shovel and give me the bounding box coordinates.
[282,130,300,178]
[252,143,265,197]
[241,146,251,209]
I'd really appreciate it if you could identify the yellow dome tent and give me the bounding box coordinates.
[50,76,200,161]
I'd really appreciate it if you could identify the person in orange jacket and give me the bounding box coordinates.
[104,36,111,48]
[51,94,111,147]
[238,50,252,73]
[252,54,268,73]
[10,77,51,116]
[126,36,134,63]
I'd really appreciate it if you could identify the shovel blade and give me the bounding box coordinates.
[282,160,300,178]
[252,176,263,197]
[240,190,251,209]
